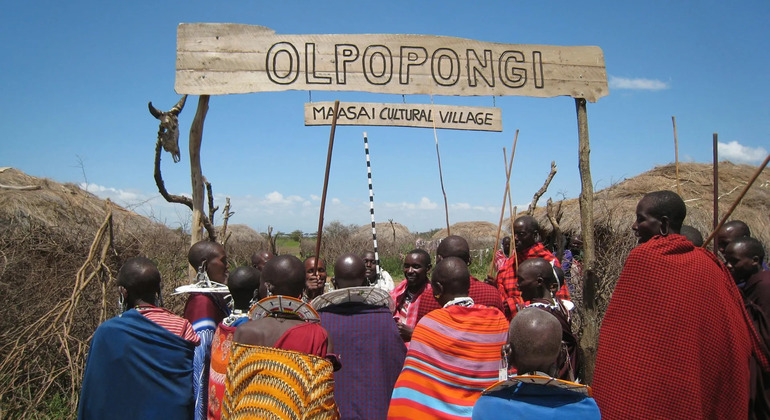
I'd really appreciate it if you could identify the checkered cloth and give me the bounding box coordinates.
[319,303,407,420]
[390,280,427,332]
[495,243,568,317]
[593,234,768,419]
[416,276,505,322]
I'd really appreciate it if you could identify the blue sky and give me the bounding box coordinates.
[2,1,768,234]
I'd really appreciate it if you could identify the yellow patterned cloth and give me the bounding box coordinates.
[223,343,340,420]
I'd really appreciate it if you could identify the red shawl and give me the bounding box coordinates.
[593,234,767,419]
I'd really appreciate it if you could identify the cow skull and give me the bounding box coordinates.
[148,95,187,163]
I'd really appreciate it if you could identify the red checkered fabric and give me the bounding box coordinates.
[593,234,768,419]
[416,276,505,322]
[495,243,567,317]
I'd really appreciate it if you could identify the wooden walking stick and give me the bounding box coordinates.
[712,133,719,253]
[489,130,519,278]
[703,153,770,249]
[672,116,681,197]
[431,96,451,234]
[314,100,340,271]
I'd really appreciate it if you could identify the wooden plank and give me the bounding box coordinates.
[304,102,502,132]
[176,23,608,102]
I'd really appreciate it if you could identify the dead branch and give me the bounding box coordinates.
[0,183,41,191]
[205,178,219,222]
[219,197,234,246]
[546,198,565,261]
[267,226,278,255]
[154,140,192,210]
[528,161,557,215]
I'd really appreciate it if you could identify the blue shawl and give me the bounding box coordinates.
[78,309,195,420]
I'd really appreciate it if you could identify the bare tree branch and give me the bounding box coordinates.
[219,197,234,246]
[153,140,193,210]
[546,198,565,261]
[528,161,558,215]
[205,177,219,223]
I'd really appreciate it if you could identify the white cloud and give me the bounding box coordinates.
[609,76,669,91]
[418,197,437,210]
[719,141,768,164]
[331,198,341,205]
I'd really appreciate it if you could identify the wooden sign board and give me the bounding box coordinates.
[305,102,502,132]
[176,24,608,102]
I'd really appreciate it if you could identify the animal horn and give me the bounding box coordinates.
[148,102,162,119]
[170,95,187,115]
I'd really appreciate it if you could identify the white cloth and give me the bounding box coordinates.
[373,270,395,292]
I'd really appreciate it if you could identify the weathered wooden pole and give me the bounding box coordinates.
[672,116,681,197]
[575,98,598,384]
[489,131,518,278]
[314,100,340,269]
[703,154,770,248]
[712,133,719,253]
[190,95,210,247]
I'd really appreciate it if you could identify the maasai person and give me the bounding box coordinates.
[494,216,568,318]
[517,258,581,381]
[472,308,600,419]
[416,235,505,322]
[593,190,767,419]
[388,257,509,419]
[207,266,260,420]
[250,250,274,271]
[725,236,770,418]
[185,240,230,420]
[493,236,511,271]
[362,250,395,292]
[304,256,328,302]
[680,224,704,247]
[390,249,432,343]
[79,257,199,420]
[316,254,406,420]
[717,220,752,258]
[561,234,583,294]
[226,255,339,419]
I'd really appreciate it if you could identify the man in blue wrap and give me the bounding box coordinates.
[78,257,198,420]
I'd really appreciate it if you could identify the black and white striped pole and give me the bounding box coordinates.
[363,132,382,284]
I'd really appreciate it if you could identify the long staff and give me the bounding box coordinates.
[672,116,681,196]
[712,133,719,253]
[489,130,519,278]
[430,96,451,233]
[703,153,770,248]
[314,100,340,270]
[363,132,382,281]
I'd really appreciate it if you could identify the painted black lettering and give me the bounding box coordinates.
[266,42,299,85]
[499,50,526,88]
[305,43,332,85]
[467,49,495,87]
[532,51,544,88]
[363,45,393,85]
[399,46,428,84]
[431,48,460,86]
[335,44,360,84]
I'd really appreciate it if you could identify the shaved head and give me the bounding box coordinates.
[436,235,471,264]
[117,257,161,306]
[251,250,274,270]
[680,225,704,247]
[228,266,261,310]
[641,191,686,231]
[430,257,470,306]
[334,253,367,289]
[188,240,225,268]
[509,307,562,374]
[262,255,306,298]
[717,220,752,256]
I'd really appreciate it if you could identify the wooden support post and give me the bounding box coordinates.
[575,98,598,384]
[713,133,719,253]
[314,100,340,269]
[190,95,210,249]
[672,116,681,197]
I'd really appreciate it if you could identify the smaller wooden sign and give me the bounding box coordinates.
[304,102,502,132]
